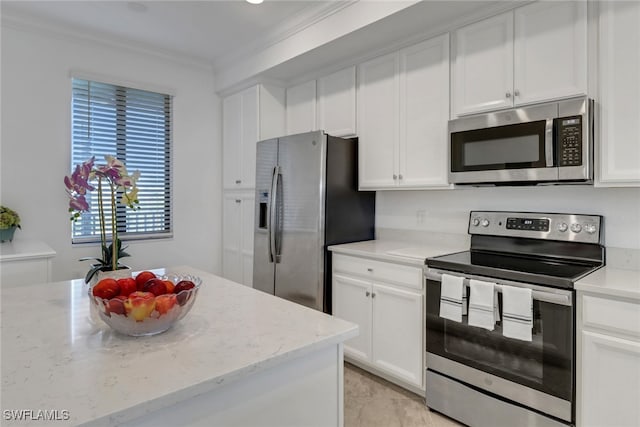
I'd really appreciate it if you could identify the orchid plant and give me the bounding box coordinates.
[65,155,140,282]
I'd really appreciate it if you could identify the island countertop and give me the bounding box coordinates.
[0,266,357,426]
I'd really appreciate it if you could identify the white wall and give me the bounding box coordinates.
[376,186,640,249]
[1,24,222,281]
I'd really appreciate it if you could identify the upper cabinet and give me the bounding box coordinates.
[358,34,450,190]
[285,80,317,135]
[223,84,285,190]
[452,1,587,116]
[317,66,357,137]
[597,0,640,186]
[357,51,399,189]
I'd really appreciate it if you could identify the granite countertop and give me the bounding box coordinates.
[328,240,467,266]
[575,266,640,301]
[0,266,357,426]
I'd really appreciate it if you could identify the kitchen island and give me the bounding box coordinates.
[1,266,357,427]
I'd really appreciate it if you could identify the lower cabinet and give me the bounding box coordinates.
[332,253,424,391]
[577,292,640,427]
[222,191,254,287]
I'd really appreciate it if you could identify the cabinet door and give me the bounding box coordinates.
[317,66,356,137]
[399,34,450,188]
[240,192,255,287]
[222,194,242,284]
[452,12,514,116]
[581,331,640,427]
[514,1,587,106]
[286,80,316,135]
[241,86,259,189]
[372,282,423,388]
[223,94,242,189]
[597,0,640,186]
[333,274,372,362]
[357,52,399,189]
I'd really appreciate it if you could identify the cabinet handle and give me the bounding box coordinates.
[366,291,370,297]
[514,89,520,97]
[398,174,403,180]
[371,293,376,298]
[393,174,397,180]
[235,199,241,203]
[505,91,511,98]
[235,179,242,184]
[367,268,373,272]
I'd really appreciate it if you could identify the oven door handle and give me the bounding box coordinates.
[425,269,572,306]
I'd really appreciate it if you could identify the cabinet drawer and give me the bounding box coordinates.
[582,295,640,339]
[333,254,422,290]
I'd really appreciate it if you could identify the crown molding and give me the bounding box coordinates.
[212,0,358,72]
[1,9,214,72]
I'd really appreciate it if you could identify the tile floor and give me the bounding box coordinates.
[344,363,463,427]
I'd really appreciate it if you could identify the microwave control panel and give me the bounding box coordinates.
[556,116,582,167]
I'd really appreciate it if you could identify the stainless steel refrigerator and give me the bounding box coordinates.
[253,131,375,314]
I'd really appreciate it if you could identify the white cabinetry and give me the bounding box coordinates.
[0,240,55,286]
[222,192,255,287]
[357,52,398,189]
[222,84,283,286]
[452,1,587,116]
[597,0,640,186]
[577,292,640,427]
[317,66,357,137]
[223,85,285,190]
[332,254,424,392]
[358,34,450,190]
[285,80,317,135]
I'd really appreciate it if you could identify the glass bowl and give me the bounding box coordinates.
[89,274,201,336]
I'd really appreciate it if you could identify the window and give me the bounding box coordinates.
[71,78,172,243]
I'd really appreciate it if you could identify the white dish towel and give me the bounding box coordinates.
[439,274,466,322]
[502,285,533,341]
[468,279,499,331]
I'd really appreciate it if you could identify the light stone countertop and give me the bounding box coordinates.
[328,240,467,266]
[0,266,357,426]
[575,266,640,301]
[0,239,56,261]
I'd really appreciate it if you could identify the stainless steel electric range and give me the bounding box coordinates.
[425,211,605,427]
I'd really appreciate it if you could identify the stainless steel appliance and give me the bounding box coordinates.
[425,211,605,427]
[253,131,375,313]
[449,96,594,185]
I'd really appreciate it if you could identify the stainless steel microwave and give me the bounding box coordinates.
[449,96,594,185]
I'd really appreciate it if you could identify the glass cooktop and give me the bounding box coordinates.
[427,250,602,289]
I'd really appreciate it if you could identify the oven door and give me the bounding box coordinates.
[425,268,574,423]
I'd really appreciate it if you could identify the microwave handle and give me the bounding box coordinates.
[545,118,554,167]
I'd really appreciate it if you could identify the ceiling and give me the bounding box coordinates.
[0,0,347,67]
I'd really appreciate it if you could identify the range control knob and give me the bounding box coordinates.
[584,224,597,234]
[570,223,582,233]
[472,218,480,227]
[481,218,490,227]
[557,222,569,232]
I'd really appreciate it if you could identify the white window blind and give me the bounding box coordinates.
[71,78,172,243]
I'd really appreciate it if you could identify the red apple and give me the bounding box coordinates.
[116,277,137,297]
[124,291,156,321]
[155,294,177,315]
[135,271,156,291]
[175,280,196,306]
[105,298,126,317]
[163,280,175,294]
[92,278,120,300]
[143,278,168,296]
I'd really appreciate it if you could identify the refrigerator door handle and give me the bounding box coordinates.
[275,170,283,263]
[268,165,280,263]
